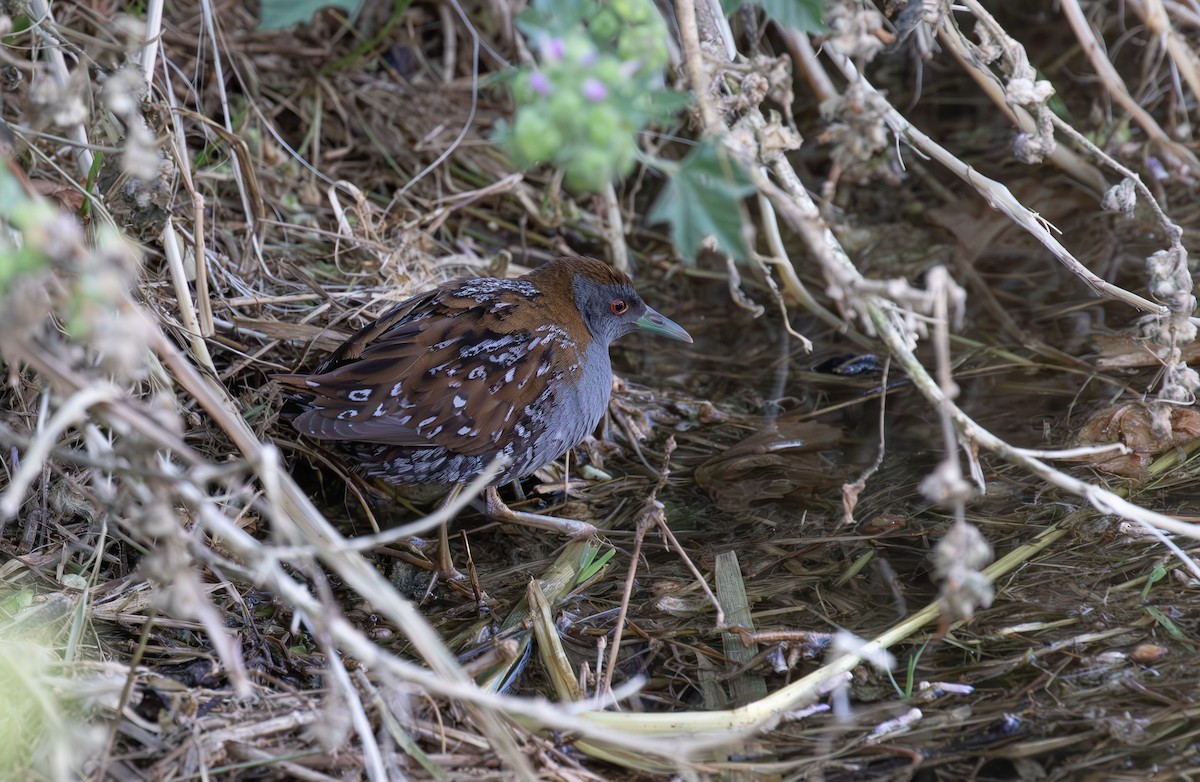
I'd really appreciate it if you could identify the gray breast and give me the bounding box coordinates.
[525,339,613,476]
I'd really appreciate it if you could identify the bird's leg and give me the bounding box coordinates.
[422,485,466,600]
[435,514,463,581]
[484,485,597,539]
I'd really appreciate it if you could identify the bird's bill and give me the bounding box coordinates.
[635,307,693,343]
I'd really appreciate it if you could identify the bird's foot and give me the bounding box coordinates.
[420,521,465,602]
[484,485,597,539]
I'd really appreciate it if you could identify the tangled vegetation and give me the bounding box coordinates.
[1,0,1198,779]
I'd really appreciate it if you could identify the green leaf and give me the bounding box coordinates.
[646,141,755,262]
[1144,605,1186,640]
[259,0,364,30]
[638,89,695,124]
[720,0,825,34]
[518,0,599,37]
[1141,563,1168,599]
[577,543,616,584]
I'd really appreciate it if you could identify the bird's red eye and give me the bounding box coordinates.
[610,299,629,315]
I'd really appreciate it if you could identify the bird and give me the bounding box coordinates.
[276,256,692,580]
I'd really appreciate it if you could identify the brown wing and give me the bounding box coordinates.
[309,288,442,372]
[276,290,582,457]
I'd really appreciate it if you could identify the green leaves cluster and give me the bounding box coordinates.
[496,0,679,192]
[254,0,827,262]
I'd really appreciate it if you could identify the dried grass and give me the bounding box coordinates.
[1,1,1199,780]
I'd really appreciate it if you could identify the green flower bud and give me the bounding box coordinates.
[511,110,563,165]
[548,89,587,138]
[612,0,653,25]
[590,7,621,41]
[618,24,669,71]
[565,148,614,191]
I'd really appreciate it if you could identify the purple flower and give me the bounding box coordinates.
[582,78,607,102]
[542,37,565,61]
[529,71,552,96]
